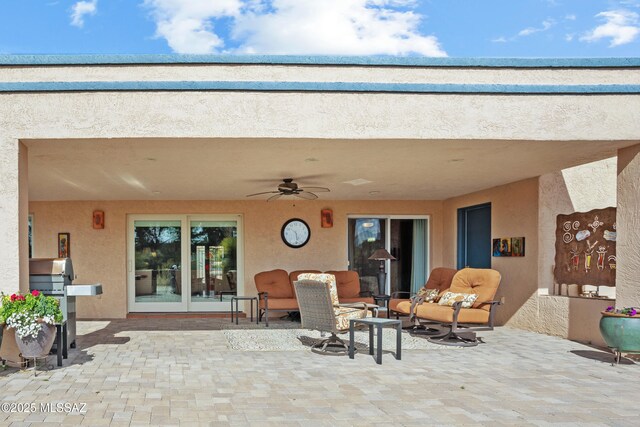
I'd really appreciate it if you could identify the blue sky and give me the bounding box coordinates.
[1,0,639,57]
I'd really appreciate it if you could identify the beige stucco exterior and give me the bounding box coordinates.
[1,58,639,346]
[617,144,640,308]
[29,200,443,319]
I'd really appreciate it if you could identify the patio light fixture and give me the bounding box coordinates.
[368,248,396,295]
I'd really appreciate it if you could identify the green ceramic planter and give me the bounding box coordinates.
[599,313,640,354]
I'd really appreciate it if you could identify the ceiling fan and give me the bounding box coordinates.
[246,178,330,201]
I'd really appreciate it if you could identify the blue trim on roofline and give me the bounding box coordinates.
[1,81,639,94]
[0,54,640,68]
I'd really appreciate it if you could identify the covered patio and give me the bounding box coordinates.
[1,318,639,425]
[1,56,640,366]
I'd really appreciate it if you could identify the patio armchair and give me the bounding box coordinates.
[294,277,371,355]
[410,268,502,347]
[390,267,458,321]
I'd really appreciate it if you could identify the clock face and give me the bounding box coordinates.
[281,218,311,248]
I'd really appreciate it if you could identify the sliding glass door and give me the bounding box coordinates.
[128,215,242,312]
[348,216,429,296]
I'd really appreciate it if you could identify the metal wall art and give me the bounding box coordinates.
[554,207,616,287]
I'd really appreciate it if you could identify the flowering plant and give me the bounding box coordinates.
[0,291,63,339]
[604,306,639,317]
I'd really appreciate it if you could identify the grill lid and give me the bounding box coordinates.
[29,258,74,281]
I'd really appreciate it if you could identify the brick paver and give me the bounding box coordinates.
[1,318,638,426]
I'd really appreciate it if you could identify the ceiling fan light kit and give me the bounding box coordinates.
[246,178,330,201]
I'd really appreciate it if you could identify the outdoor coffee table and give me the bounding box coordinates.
[230,296,259,325]
[349,317,402,365]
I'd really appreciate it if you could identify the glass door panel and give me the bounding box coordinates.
[133,220,183,306]
[189,220,238,308]
[348,218,386,295]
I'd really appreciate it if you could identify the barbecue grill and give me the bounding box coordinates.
[29,258,102,349]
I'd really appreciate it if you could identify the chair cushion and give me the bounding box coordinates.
[449,268,501,311]
[393,300,412,314]
[289,270,322,284]
[437,292,478,308]
[334,306,371,331]
[258,298,299,310]
[424,267,458,296]
[254,269,293,298]
[297,273,339,306]
[415,303,490,324]
[325,270,361,299]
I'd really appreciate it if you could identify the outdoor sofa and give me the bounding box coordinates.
[254,269,375,321]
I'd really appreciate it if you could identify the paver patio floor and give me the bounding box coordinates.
[1,318,638,426]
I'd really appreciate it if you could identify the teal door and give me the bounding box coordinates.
[457,203,491,269]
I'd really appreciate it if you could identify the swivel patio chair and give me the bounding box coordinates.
[294,277,371,355]
[411,268,502,347]
[391,267,458,325]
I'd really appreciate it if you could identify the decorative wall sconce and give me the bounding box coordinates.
[93,210,105,229]
[321,209,333,228]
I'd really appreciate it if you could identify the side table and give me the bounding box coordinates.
[373,295,391,318]
[349,317,402,365]
[230,296,259,325]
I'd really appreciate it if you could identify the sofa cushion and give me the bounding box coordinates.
[297,273,339,306]
[258,297,299,310]
[289,270,322,284]
[392,300,412,314]
[325,270,361,299]
[437,292,478,308]
[449,268,501,311]
[254,269,293,298]
[415,303,490,324]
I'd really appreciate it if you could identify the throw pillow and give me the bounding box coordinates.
[414,288,440,302]
[437,291,478,308]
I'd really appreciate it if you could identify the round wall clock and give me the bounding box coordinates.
[281,218,311,248]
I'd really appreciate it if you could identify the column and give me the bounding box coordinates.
[616,143,640,308]
[0,138,28,294]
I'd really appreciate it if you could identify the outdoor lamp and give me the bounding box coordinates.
[368,248,396,296]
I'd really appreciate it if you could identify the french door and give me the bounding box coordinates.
[347,215,430,296]
[127,214,242,312]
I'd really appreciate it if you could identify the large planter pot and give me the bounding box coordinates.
[14,324,56,359]
[0,325,24,366]
[599,312,640,362]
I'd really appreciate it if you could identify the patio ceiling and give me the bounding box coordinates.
[25,137,629,201]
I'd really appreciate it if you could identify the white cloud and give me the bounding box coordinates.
[144,0,242,54]
[70,0,97,28]
[491,36,507,43]
[518,19,554,37]
[144,0,446,56]
[580,9,640,47]
[565,33,575,41]
[565,14,576,21]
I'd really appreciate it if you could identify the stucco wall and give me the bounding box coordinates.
[442,178,539,326]
[29,199,443,319]
[616,143,640,308]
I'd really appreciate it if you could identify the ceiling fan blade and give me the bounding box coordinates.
[267,193,283,201]
[299,186,330,192]
[246,191,280,197]
[295,191,318,200]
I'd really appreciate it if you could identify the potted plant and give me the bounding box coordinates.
[0,291,63,359]
[599,306,640,364]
